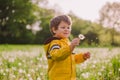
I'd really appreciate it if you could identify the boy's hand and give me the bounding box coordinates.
[71,38,80,46]
[70,38,80,51]
[83,52,90,60]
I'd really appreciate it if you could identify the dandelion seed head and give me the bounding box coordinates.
[81,72,90,79]
[98,72,102,76]
[8,58,15,62]
[27,74,31,77]
[18,69,23,73]
[6,69,9,72]
[30,60,33,64]
[0,69,4,73]
[12,10,15,13]
[30,69,34,73]
[93,60,97,64]
[10,74,16,78]
[43,65,48,69]
[12,67,17,71]
[78,34,85,40]
[40,72,44,75]
[19,78,24,80]
[37,77,41,80]
[39,58,42,61]
[38,64,42,68]
[92,65,96,68]
[109,71,112,75]
[37,57,40,60]
[3,73,6,75]
[35,68,39,71]
[18,62,22,66]
[0,62,2,66]
[29,77,33,80]
[118,68,120,72]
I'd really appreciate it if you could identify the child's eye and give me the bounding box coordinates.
[67,27,70,29]
[67,27,71,29]
[61,27,65,29]
[60,26,71,29]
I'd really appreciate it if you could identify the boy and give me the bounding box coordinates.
[44,15,90,80]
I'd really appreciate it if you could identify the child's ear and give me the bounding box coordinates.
[52,27,56,33]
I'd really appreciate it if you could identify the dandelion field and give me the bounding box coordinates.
[0,45,120,80]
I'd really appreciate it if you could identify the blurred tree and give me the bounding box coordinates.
[69,13,90,37]
[34,9,54,44]
[99,2,120,45]
[69,13,99,46]
[0,0,41,44]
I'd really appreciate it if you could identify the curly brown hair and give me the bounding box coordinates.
[49,15,72,35]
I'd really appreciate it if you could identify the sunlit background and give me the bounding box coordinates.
[0,0,120,46]
[48,0,120,22]
[0,0,120,80]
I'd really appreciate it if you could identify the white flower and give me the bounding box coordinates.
[3,73,6,75]
[93,60,97,64]
[18,62,22,66]
[43,65,48,69]
[38,64,42,68]
[109,71,112,75]
[8,58,15,62]
[30,69,35,73]
[6,69,9,72]
[118,68,120,72]
[12,67,17,71]
[37,77,41,80]
[27,74,31,77]
[0,61,2,66]
[18,69,25,73]
[19,78,24,80]
[0,69,4,73]
[92,65,96,68]
[78,34,85,40]
[40,72,44,75]
[81,72,90,79]
[35,68,39,71]
[9,74,16,78]
[28,77,33,80]
[98,72,102,76]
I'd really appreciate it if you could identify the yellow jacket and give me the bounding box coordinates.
[44,37,85,80]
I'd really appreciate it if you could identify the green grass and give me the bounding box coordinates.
[0,44,43,51]
[0,45,120,80]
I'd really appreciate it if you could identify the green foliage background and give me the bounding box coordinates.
[0,0,120,46]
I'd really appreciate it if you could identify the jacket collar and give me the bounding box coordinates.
[44,37,61,45]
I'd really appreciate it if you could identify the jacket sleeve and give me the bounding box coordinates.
[49,40,71,61]
[74,53,85,64]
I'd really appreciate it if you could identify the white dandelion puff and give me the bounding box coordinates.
[18,62,22,66]
[0,69,4,73]
[40,72,44,75]
[37,77,41,80]
[98,72,102,76]
[118,68,120,72]
[38,64,42,68]
[12,67,17,71]
[81,72,90,79]
[27,74,31,77]
[78,34,85,40]
[6,69,9,72]
[18,69,23,73]
[92,65,96,68]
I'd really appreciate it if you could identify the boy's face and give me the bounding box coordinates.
[52,21,71,38]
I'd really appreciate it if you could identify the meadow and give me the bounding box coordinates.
[0,45,120,80]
